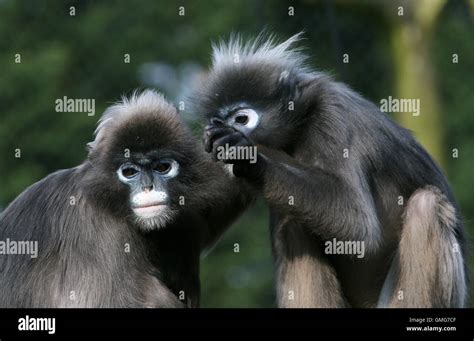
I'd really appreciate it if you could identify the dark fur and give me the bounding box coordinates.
[193,34,467,307]
[0,91,251,308]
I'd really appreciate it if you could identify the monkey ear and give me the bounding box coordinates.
[277,70,302,104]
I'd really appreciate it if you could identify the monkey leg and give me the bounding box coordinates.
[378,186,466,308]
[272,214,347,308]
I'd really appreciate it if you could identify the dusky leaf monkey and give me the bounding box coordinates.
[192,34,467,308]
[0,90,251,308]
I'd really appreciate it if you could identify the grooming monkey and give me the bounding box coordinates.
[192,34,467,308]
[0,90,251,308]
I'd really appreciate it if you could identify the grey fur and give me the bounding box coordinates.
[0,90,252,308]
[378,186,466,307]
[194,33,468,308]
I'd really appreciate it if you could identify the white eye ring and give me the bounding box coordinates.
[155,159,179,179]
[232,108,259,130]
[117,164,141,183]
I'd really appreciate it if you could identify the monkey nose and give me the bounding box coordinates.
[142,185,154,192]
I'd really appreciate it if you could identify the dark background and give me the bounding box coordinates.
[0,0,472,307]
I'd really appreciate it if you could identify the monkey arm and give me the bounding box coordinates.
[253,145,382,251]
[204,124,381,251]
[198,162,255,252]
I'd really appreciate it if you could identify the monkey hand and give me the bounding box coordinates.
[203,125,266,183]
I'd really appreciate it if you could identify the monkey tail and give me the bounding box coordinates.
[378,185,467,308]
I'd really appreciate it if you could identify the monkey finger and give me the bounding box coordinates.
[211,132,245,162]
[221,140,253,164]
[203,125,223,136]
[203,130,213,153]
[203,126,222,152]
[205,127,236,152]
[213,132,245,149]
[206,126,235,138]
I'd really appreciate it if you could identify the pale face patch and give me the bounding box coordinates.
[134,208,177,231]
[131,190,168,218]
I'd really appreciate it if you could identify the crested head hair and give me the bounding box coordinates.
[211,32,309,73]
[86,89,198,167]
[88,89,178,152]
[190,32,315,121]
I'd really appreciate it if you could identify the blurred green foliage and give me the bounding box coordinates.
[0,0,472,307]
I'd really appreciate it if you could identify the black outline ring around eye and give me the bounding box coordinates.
[118,164,140,180]
[154,160,172,174]
[154,159,179,178]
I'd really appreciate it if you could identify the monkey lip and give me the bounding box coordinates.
[132,203,168,216]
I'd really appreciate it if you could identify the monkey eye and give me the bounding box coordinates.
[234,114,249,125]
[121,167,139,178]
[117,164,141,183]
[232,108,259,129]
[153,159,179,178]
[154,160,172,174]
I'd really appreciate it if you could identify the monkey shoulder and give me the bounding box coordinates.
[0,167,87,239]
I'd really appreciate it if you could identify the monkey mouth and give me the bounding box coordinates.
[132,203,168,217]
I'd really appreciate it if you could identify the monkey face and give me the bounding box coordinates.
[195,62,304,150]
[86,90,210,231]
[116,153,180,230]
[103,134,206,231]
